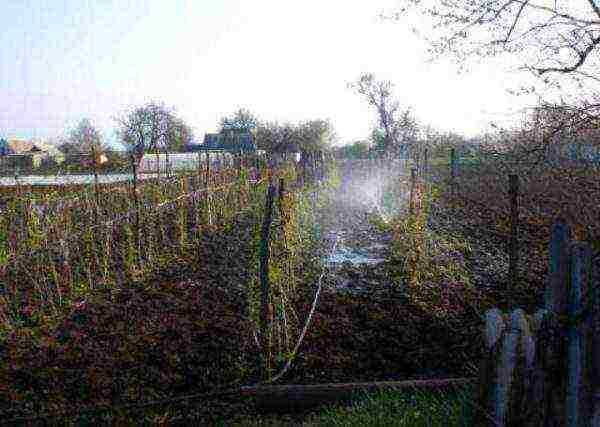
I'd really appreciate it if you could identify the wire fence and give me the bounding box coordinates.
[413,147,600,295]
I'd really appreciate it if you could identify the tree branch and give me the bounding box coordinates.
[532,35,600,75]
[587,0,600,20]
[503,0,529,42]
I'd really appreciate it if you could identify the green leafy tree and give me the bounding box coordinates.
[254,119,335,155]
[166,116,194,152]
[338,140,372,159]
[255,121,297,154]
[297,119,337,153]
[219,108,259,134]
[61,118,105,156]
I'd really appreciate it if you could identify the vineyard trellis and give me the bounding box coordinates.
[0,149,337,423]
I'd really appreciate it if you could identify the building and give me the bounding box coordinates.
[196,132,256,152]
[0,138,65,171]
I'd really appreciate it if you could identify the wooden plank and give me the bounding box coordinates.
[475,309,506,426]
[568,243,593,426]
[526,309,550,426]
[546,218,571,313]
[545,218,572,426]
[241,378,476,412]
[508,174,519,290]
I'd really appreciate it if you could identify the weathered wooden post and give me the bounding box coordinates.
[197,151,202,188]
[508,174,519,290]
[450,148,458,200]
[542,218,571,425]
[205,152,210,189]
[255,152,261,182]
[204,152,210,220]
[409,167,417,217]
[130,154,141,265]
[567,242,594,426]
[259,177,275,381]
[278,177,286,221]
[91,145,100,226]
[155,146,160,181]
[302,151,307,186]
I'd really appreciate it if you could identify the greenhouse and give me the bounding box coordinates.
[137,152,234,173]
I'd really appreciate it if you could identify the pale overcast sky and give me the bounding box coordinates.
[1,0,535,147]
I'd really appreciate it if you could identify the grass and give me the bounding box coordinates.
[228,383,477,426]
[304,386,475,426]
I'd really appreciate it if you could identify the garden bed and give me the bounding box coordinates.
[1,157,569,424]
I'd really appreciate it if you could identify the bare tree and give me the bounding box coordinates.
[116,102,192,160]
[349,73,400,153]
[391,1,600,162]
[391,1,600,81]
[348,73,417,156]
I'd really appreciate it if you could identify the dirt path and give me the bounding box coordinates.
[314,160,400,299]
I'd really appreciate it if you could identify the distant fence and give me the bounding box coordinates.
[475,218,600,426]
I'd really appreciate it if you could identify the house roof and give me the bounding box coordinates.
[5,138,35,154]
[2,138,63,156]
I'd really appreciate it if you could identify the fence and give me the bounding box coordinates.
[475,218,600,426]
[0,151,334,423]
[0,150,324,313]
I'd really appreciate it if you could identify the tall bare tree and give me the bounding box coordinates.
[349,73,400,153]
[349,73,417,156]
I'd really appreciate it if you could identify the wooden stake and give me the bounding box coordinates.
[508,174,519,290]
[259,179,275,381]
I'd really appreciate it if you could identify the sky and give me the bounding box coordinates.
[0,0,538,148]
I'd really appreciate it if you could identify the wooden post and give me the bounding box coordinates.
[259,179,275,381]
[593,231,600,427]
[205,151,210,190]
[197,151,202,188]
[409,167,417,217]
[546,218,571,313]
[450,148,457,200]
[155,146,160,181]
[255,153,261,182]
[508,174,519,290]
[423,148,428,179]
[543,218,571,426]
[130,154,141,265]
[91,145,100,226]
[278,177,285,224]
[568,243,594,426]
[205,152,212,226]
[302,151,307,186]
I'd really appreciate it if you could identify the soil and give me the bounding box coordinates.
[1,161,512,424]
